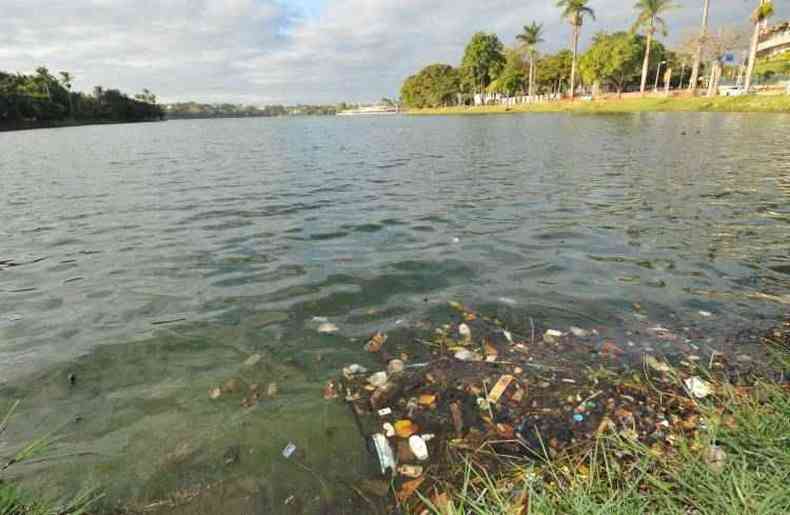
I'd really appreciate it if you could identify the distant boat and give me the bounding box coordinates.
[337,104,399,116]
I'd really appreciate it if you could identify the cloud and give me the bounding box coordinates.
[1,0,787,104]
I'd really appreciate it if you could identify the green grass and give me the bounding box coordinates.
[408,94,790,116]
[420,381,790,515]
[0,401,103,515]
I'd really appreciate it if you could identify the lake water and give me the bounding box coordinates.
[1,114,789,512]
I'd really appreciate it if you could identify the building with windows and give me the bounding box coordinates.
[757,21,790,59]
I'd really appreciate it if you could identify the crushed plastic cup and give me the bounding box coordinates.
[408,435,429,461]
[370,433,396,475]
[282,442,297,459]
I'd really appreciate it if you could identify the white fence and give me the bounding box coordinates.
[472,93,562,106]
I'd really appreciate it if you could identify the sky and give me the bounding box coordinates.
[1,0,788,105]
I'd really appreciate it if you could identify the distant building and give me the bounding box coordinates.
[757,21,790,59]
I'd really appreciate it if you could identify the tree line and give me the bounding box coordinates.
[0,67,163,127]
[401,0,778,108]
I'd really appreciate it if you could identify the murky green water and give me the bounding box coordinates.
[1,114,789,512]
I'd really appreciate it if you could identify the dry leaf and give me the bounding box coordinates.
[365,332,387,352]
[396,477,425,502]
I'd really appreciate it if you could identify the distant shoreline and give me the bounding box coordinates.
[407,95,790,115]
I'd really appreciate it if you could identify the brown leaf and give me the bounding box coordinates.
[396,477,425,502]
[601,341,624,356]
[364,332,387,352]
[450,402,464,436]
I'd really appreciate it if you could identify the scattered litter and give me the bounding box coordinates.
[378,407,392,417]
[208,387,222,400]
[398,465,423,478]
[383,423,396,437]
[503,330,513,344]
[699,311,713,318]
[684,376,713,399]
[394,420,418,438]
[544,329,562,343]
[282,442,297,459]
[311,316,329,323]
[487,375,514,403]
[458,323,471,341]
[343,364,367,379]
[454,349,482,361]
[498,297,518,306]
[387,359,405,375]
[266,383,278,397]
[408,435,429,461]
[365,332,387,352]
[368,371,388,388]
[370,433,396,475]
[318,322,339,334]
[573,414,584,423]
[243,354,262,367]
[323,380,339,400]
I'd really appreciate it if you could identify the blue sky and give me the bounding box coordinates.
[1,1,787,104]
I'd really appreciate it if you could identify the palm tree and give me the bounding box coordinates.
[516,22,545,97]
[688,0,710,95]
[632,0,676,97]
[556,0,595,99]
[59,72,74,118]
[744,0,775,92]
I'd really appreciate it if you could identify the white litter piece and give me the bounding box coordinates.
[684,376,713,399]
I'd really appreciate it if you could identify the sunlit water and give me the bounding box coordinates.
[1,114,789,512]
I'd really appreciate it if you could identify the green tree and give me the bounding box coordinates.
[58,71,74,117]
[516,22,545,96]
[460,32,506,94]
[537,50,574,94]
[556,0,596,99]
[580,32,644,96]
[400,64,461,108]
[489,49,528,96]
[744,0,775,92]
[632,0,676,96]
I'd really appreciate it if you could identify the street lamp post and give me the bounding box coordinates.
[654,61,667,92]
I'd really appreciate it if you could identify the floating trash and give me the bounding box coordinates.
[684,376,713,399]
[282,442,297,459]
[318,322,339,334]
[408,435,429,461]
[370,434,395,475]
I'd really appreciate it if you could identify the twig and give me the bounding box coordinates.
[530,317,536,346]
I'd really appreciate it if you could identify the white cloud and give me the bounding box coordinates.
[1,0,787,104]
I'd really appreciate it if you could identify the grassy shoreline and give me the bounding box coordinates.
[407,95,790,115]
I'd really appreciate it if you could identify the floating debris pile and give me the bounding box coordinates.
[324,302,785,511]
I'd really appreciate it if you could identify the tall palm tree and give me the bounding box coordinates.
[556,0,595,99]
[59,72,74,117]
[516,22,545,96]
[688,0,710,95]
[744,0,775,92]
[632,0,676,97]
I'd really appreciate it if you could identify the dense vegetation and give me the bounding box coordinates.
[0,67,163,128]
[165,102,339,118]
[400,0,782,109]
[400,31,674,108]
